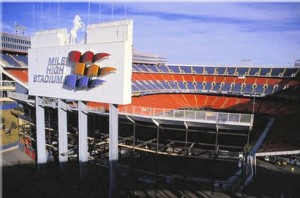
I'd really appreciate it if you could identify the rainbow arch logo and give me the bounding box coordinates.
[64,51,117,90]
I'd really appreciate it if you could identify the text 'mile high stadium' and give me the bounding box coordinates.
[1,13,300,198]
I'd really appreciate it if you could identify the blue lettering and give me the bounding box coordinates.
[48,57,56,66]
[48,57,67,66]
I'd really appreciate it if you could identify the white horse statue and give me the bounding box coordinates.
[68,15,85,44]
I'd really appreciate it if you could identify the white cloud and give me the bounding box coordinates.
[126,3,300,66]
[0,22,14,33]
[127,3,299,23]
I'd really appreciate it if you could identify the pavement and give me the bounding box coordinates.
[1,148,300,198]
[0,147,34,167]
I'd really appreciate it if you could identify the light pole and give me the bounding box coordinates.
[252,92,256,114]
[14,22,26,35]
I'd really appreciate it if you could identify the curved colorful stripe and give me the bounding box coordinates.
[73,63,86,76]
[99,67,117,77]
[89,79,106,88]
[93,53,110,63]
[77,76,90,88]
[64,75,78,88]
[65,50,113,90]
[68,51,81,63]
[87,64,100,77]
[81,51,94,65]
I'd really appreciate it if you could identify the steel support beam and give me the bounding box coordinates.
[184,121,188,156]
[215,124,219,155]
[152,119,160,153]
[126,115,136,149]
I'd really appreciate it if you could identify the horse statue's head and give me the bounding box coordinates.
[73,15,85,31]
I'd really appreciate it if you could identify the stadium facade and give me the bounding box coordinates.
[1,18,300,196]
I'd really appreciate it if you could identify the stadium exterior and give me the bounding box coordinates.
[1,19,300,196]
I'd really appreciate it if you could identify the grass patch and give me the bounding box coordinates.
[0,109,19,146]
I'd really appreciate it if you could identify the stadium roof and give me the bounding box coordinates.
[0,67,28,88]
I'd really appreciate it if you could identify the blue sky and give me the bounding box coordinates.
[1,2,300,66]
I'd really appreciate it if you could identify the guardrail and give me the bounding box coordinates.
[121,106,253,125]
[256,150,300,157]
[7,92,253,126]
[7,91,33,103]
[0,80,15,87]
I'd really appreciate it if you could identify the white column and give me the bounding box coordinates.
[78,101,88,177]
[109,103,119,198]
[58,99,68,171]
[0,70,3,97]
[35,96,47,169]
[109,104,119,161]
